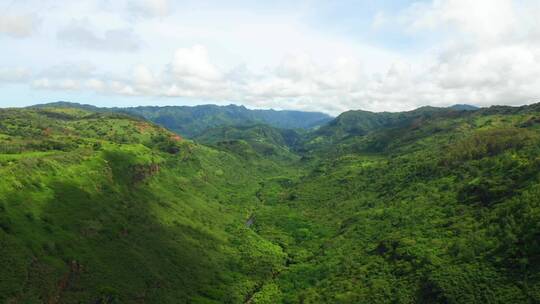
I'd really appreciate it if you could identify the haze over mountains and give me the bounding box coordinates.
[1,100,539,303]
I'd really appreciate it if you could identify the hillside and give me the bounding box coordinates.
[195,124,303,162]
[0,107,290,303]
[305,105,475,151]
[1,103,540,303]
[251,104,540,303]
[32,102,333,138]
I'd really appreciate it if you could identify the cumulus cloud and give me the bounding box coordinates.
[240,53,364,108]
[170,45,222,81]
[351,0,540,112]
[67,0,540,113]
[4,0,540,113]
[132,65,158,92]
[403,0,540,107]
[162,45,231,98]
[57,20,141,52]
[405,0,517,40]
[32,78,81,91]
[0,14,39,38]
[85,78,106,91]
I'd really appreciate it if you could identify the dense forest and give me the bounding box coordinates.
[0,103,539,303]
[32,102,333,138]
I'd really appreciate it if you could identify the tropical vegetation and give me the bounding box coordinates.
[1,102,539,303]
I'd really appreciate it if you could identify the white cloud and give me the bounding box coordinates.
[2,0,540,113]
[128,0,171,18]
[0,14,39,38]
[132,64,158,93]
[338,0,540,112]
[170,45,222,81]
[406,0,517,41]
[40,62,97,79]
[0,67,32,83]
[109,81,136,95]
[32,78,81,90]
[239,52,365,111]
[85,78,106,91]
[57,20,141,52]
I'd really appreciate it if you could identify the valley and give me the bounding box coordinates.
[0,103,539,303]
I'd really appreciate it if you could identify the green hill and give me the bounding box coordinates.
[195,124,303,162]
[2,102,540,303]
[0,107,289,303]
[32,102,333,138]
[251,105,540,303]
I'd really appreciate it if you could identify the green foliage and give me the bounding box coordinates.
[445,127,535,163]
[120,104,332,138]
[2,103,540,303]
[196,124,302,162]
[0,108,287,303]
[33,102,332,138]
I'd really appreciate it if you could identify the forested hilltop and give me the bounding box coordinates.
[0,102,539,303]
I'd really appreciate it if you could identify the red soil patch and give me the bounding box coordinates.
[170,134,183,142]
[42,127,53,137]
[136,122,151,133]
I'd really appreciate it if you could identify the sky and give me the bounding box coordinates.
[0,0,539,115]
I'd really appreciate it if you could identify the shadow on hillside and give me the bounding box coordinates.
[6,177,235,303]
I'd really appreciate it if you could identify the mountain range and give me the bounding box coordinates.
[1,101,539,304]
[32,102,334,138]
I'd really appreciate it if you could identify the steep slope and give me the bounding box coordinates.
[0,107,288,303]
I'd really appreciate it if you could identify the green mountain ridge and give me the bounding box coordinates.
[1,102,540,303]
[31,102,333,138]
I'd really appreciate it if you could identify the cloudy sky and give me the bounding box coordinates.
[0,0,539,114]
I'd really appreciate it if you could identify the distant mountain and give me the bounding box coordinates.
[308,106,459,146]
[32,101,103,112]
[195,124,304,161]
[31,102,333,138]
[448,104,479,111]
[118,104,332,137]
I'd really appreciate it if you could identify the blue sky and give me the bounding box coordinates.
[1,0,539,114]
